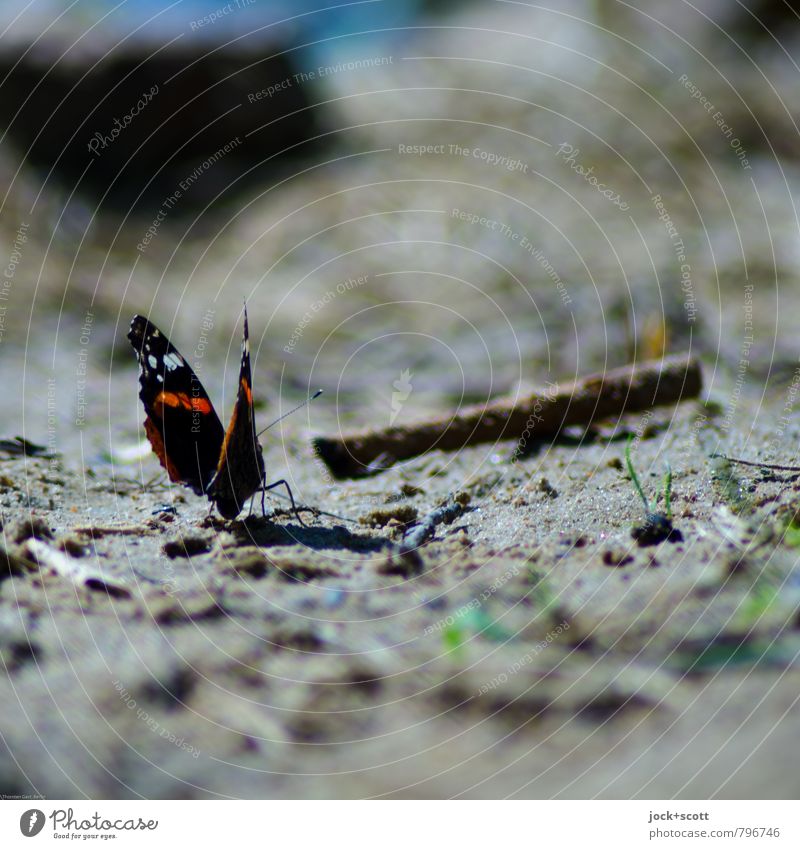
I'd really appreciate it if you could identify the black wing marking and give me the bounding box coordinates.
[128,314,225,495]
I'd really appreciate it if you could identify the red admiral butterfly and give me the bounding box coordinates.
[128,307,305,521]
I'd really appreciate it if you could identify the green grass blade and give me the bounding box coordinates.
[625,434,651,514]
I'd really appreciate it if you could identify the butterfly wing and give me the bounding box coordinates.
[208,307,265,518]
[128,314,225,495]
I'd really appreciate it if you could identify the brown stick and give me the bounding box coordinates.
[312,354,702,479]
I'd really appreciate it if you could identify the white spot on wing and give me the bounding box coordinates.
[164,352,184,370]
[148,355,158,369]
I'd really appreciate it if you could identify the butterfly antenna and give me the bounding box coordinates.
[256,389,323,437]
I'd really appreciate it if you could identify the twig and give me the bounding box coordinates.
[398,497,465,556]
[711,454,800,473]
[314,354,702,478]
[383,496,467,574]
[72,525,157,537]
[23,539,132,598]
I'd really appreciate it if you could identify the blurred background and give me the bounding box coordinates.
[1,0,798,464]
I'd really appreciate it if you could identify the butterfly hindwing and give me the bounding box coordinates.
[128,315,225,495]
[207,307,266,518]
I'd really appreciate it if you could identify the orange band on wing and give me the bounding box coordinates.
[144,417,182,482]
[191,396,213,414]
[241,378,252,405]
[155,390,213,414]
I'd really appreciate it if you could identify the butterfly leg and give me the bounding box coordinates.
[261,478,308,527]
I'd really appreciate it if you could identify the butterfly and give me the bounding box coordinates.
[127,307,306,521]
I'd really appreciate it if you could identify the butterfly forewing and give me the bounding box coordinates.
[128,315,225,495]
[207,308,265,518]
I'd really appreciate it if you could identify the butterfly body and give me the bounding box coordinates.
[128,309,267,519]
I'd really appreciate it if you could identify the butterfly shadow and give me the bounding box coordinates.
[211,515,392,554]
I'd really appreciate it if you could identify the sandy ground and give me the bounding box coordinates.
[1,1,800,799]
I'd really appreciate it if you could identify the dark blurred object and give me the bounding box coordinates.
[725,0,800,43]
[0,436,55,458]
[0,0,473,216]
[0,40,319,215]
